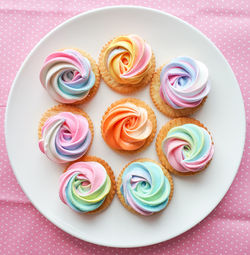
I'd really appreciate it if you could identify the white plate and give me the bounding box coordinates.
[5,6,245,248]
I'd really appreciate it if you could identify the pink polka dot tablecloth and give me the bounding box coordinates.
[0,0,249,254]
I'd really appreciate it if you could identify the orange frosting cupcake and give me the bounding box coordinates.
[101,98,157,152]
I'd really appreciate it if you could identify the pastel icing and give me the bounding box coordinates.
[120,161,171,216]
[104,34,152,84]
[162,124,214,173]
[102,102,152,151]
[40,49,95,104]
[160,56,210,109]
[39,112,91,163]
[59,161,111,213]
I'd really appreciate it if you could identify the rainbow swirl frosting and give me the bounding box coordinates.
[162,124,214,173]
[40,49,95,103]
[104,34,152,84]
[102,102,152,151]
[39,112,91,163]
[120,161,171,216]
[160,56,210,109]
[59,161,111,212]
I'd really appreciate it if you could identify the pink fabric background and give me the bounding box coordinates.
[0,0,249,254]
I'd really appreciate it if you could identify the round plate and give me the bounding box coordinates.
[5,6,245,248]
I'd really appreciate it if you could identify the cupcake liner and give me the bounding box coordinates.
[99,36,156,94]
[150,65,207,118]
[156,117,214,176]
[101,98,157,153]
[64,155,116,214]
[38,104,94,154]
[59,48,100,105]
[116,158,174,216]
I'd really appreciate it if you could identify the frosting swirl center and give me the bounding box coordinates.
[39,112,91,163]
[162,124,214,172]
[102,103,152,151]
[120,161,171,216]
[59,161,111,212]
[105,35,152,84]
[160,56,210,109]
[40,49,95,103]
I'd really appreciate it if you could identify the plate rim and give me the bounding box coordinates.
[5,5,246,248]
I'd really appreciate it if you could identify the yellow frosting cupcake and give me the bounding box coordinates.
[99,34,155,93]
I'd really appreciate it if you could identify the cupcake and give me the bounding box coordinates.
[40,48,100,104]
[59,156,116,214]
[117,158,173,216]
[99,34,155,93]
[38,105,93,163]
[101,98,157,152]
[150,56,210,117]
[156,118,214,176]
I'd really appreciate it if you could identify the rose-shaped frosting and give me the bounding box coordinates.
[59,161,111,212]
[104,34,152,84]
[102,103,152,151]
[39,112,91,163]
[40,49,95,103]
[160,56,210,109]
[120,161,171,216]
[162,124,214,172]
